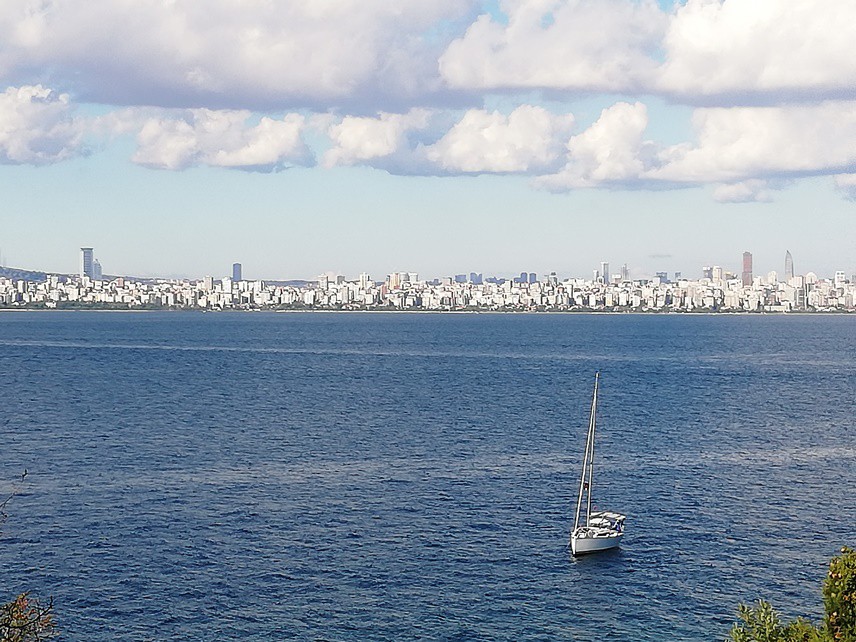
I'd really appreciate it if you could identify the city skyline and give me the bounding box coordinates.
[1,1,855,279]
[5,257,855,312]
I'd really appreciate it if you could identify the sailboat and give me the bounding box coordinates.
[570,372,626,556]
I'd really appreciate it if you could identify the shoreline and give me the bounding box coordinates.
[1,307,854,316]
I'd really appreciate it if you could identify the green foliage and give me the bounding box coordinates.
[727,547,856,642]
[825,547,856,641]
[727,600,822,642]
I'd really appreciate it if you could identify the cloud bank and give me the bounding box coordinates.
[1,0,855,200]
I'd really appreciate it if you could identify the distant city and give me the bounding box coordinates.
[1,247,855,312]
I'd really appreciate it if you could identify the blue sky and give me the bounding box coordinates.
[1,0,854,281]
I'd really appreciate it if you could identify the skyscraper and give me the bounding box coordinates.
[742,252,753,286]
[232,262,242,281]
[80,247,94,278]
[600,262,609,284]
[93,259,103,281]
[784,250,794,281]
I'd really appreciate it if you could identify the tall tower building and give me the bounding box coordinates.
[742,251,753,286]
[784,250,794,281]
[93,259,103,281]
[80,247,94,278]
[600,262,610,284]
[232,262,242,282]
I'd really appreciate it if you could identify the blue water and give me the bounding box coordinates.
[1,312,854,641]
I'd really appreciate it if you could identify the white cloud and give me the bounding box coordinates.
[439,0,665,92]
[659,0,856,102]
[0,84,85,164]
[425,105,574,173]
[537,102,653,189]
[323,110,432,168]
[651,102,856,184]
[132,109,312,171]
[712,180,773,203]
[0,0,474,111]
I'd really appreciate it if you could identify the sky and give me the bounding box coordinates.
[1,0,855,281]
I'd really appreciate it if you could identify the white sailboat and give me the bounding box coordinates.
[570,372,626,556]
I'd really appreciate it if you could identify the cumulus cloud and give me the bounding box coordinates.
[323,110,432,168]
[0,84,86,164]
[659,0,856,103]
[439,0,665,93]
[537,102,655,189]
[0,0,474,111]
[712,180,773,203]
[651,102,856,184]
[132,109,312,171]
[425,105,575,173]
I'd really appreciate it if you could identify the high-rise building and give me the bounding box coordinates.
[784,250,794,280]
[600,262,609,284]
[80,247,94,278]
[232,263,242,281]
[620,264,629,281]
[712,265,723,282]
[93,259,103,281]
[742,252,753,286]
[702,266,713,280]
[359,273,371,290]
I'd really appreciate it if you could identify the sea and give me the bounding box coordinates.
[1,311,854,641]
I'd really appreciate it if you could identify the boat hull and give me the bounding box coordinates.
[571,530,623,556]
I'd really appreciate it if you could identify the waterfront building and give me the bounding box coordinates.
[232,263,242,282]
[742,252,753,287]
[80,247,94,278]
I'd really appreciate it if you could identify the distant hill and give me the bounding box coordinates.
[0,267,315,287]
[0,266,50,281]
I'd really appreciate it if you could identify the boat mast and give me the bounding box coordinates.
[585,372,599,525]
[573,372,599,533]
